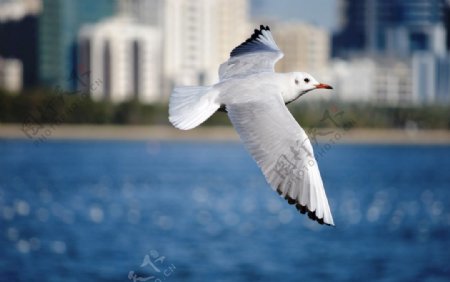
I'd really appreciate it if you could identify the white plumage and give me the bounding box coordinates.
[169,25,335,226]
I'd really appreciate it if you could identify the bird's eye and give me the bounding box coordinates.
[295,79,299,85]
[304,78,310,83]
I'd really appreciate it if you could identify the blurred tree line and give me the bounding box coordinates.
[1,89,449,129]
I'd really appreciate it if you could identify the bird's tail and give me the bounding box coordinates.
[169,86,220,130]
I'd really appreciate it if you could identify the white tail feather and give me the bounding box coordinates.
[169,86,220,130]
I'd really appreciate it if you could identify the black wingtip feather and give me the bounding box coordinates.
[276,194,332,226]
[285,195,296,205]
[229,25,272,57]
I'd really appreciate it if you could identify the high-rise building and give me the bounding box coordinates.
[0,0,40,88]
[117,0,164,27]
[163,0,217,88]
[214,0,251,66]
[273,23,330,75]
[38,0,115,90]
[332,0,449,105]
[412,53,450,104]
[113,0,250,99]
[445,0,450,51]
[333,0,447,57]
[435,56,450,103]
[163,0,250,96]
[332,0,367,57]
[78,17,161,104]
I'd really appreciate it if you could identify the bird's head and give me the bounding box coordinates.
[292,72,333,96]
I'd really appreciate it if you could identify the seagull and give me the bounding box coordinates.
[169,25,334,226]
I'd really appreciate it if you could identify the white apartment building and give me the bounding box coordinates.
[0,57,22,93]
[163,0,250,94]
[330,57,414,105]
[214,0,251,67]
[163,0,216,87]
[109,0,251,100]
[78,17,161,104]
[330,58,377,103]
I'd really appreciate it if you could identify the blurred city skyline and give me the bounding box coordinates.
[250,0,338,31]
[0,0,449,107]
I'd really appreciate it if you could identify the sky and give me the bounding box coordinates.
[250,0,339,32]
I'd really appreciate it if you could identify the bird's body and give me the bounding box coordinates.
[169,25,335,226]
[217,72,295,105]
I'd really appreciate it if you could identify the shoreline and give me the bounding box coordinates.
[1,124,450,144]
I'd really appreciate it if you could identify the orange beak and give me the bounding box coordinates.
[315,83,333,90]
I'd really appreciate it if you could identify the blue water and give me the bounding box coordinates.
[0,139,449,282]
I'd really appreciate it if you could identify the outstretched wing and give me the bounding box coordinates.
[219,25,284,81]
[227,92,334,226]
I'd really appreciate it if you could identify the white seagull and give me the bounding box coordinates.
[169,25,335,226]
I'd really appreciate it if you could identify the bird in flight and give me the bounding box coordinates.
[169,25,334,226]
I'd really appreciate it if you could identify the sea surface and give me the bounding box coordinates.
[0,139,449,282]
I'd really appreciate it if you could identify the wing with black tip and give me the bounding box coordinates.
[227,91,334,226]
[219,25,284,81]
